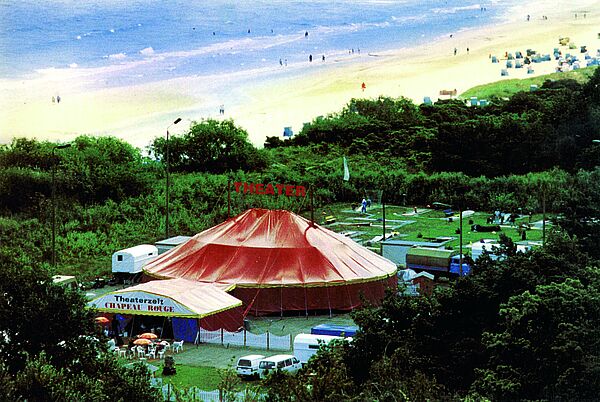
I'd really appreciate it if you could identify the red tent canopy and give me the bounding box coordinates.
[144,209,397,314]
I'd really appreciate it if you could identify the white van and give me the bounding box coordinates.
[258,355,301,379]
[236,354,265,379]
[293,333,342,365]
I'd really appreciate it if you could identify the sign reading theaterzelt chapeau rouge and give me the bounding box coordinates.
[233,182,307,197]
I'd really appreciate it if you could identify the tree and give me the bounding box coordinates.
[0,254,160,400]
[152,119,268,173]
[472,278,600,400]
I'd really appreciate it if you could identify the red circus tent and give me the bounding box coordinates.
[143,209,397,315]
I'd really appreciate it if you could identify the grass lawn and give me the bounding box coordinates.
[305,203,548,259]
[156,364,223,390]
[460,65,597,100]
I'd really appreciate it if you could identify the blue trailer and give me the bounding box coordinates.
[311,324,357,337]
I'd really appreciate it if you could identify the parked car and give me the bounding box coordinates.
[258,355,301,379]
[236,354,265,379]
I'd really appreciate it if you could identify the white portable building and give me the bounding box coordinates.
[155,236,192,255]
[293,333,343,365]
[112,245,158,274]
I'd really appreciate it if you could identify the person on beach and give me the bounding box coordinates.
[454,47,457,56]
[279,58,283,66]
[52,96,55,103]
[466,47,469,54]
[322,55,325,61]
[305,31,309,37]
[361,82,366,91]
[56,95,61,103]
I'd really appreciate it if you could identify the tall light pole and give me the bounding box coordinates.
[165,117,182,239]
[52,143,71,267]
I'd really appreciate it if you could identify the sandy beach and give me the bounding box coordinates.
[1,3,599,149]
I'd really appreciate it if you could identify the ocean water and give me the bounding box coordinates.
[0,0,522,87]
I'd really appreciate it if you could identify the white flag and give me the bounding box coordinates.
[343,156,350,181]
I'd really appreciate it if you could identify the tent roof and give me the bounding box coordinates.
[87,278,241,318]
[143,208,397,287]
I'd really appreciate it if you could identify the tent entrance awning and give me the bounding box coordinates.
[87,278,242,318]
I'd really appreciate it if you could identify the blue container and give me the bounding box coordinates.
[311,324,358,337]
[479,99,488,107]
[470,97,478,106]
[423,96,432,105]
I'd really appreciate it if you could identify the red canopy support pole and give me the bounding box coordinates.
[304,286,309,318]
[326,286,332,318]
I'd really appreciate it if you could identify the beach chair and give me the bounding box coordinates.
[515,61,523,68]
[506,60,513,68]
[491,56,498,63]
[501,69,509,76]
[527,67,535,74]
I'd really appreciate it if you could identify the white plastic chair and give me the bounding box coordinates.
[118,348,128,358]
[172,340,184,353]
[160,340,170,352]
[157,348,166,359]
[146,346,156,359]
[136,346,146,358]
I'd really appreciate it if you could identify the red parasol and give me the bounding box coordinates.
[95,317,109,325]
[139,333,158,340]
